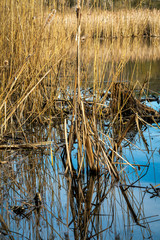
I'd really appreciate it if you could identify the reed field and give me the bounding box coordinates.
[0,0,160,129]
[61,8,160,38]
[0,1,160,239]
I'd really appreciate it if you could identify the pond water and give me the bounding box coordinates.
[0,38,160,240]
[1,121,160,240]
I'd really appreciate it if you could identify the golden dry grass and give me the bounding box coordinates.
[57,9,160,38]
[0,1,160,133]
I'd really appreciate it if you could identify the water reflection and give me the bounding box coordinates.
[80,38,160,92]
[0,110,160,239]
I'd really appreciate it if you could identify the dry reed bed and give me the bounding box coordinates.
[58,9,160,38]
[60,81,160,178]
[0,3,160,236]
[0,2,74,131]
[0,38,159,135]
[0,2,160,135]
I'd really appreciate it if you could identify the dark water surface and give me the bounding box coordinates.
[0,40,160,240]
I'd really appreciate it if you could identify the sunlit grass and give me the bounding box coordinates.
[0,0,160,134]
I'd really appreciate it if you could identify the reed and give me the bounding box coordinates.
[55,9,160,39]
[0,0,75,133]
[0,0,160,174]
[1,3,160,239]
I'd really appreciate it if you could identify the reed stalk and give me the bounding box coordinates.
[77,0,81,105]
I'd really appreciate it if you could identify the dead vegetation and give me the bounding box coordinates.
[0,2,160,238]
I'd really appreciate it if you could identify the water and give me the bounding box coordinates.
[0,39,160,240]
[1,116,160,239]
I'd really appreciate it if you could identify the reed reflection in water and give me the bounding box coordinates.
[0,113,160,240]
